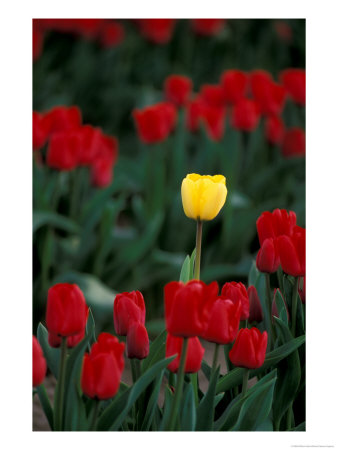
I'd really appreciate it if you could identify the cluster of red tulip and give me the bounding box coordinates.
[133,69,305,158]
[33,105,118,187]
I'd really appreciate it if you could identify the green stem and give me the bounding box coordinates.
[36,384,54,430]
[212,344,220,374]
[194,220,203,280]
[131,359,141,384]
[286,404,293,430]
[265,273,275,349]
[291,277,300,337]
[190,373,199,406]
[90,400,100,431]
[167,337,189,431]
[54,337,68,431]
[242,369,250,398]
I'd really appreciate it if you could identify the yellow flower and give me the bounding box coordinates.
[181,173,227,221]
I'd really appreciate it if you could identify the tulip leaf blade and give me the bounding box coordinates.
[272,317,302,429]
[141,328,167,374]
[274,289,289,324]
[216,335,305,394]
[141,370,165,431]
[159,385,174,431]
[179,254,191,283]
[180,383,196,431]
[196,367,220,431]
[189,248,196,280]
[33,210,80,234]
[37,323,60,379]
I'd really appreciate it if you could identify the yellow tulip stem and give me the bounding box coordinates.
[194,220,203,280]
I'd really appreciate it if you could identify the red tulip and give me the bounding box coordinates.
[256,208,297,246]
[282,127,305,158]
[127,322,149,359]
[276,226,305,277]
[166,334,205,373]
[256,237,280,273]
[90,134,118,187]
[202,297,241,344]
[164,75,193,107]
[98,21,125,48]
[221,282,250,320]
[186,96,205,132]
[265,115,285,145]
[33,336,47,387]
[133,102,177,144]
[252,78,286,116]
[81,333,125,400]
[46,129,81,171]
[220,70,248,104]
[48,329,85,348]
[232,98,260,132]
[46,283,89,341]
[114,290,146,336]
[200,104,226,141]
[229,327,268,369]
[44,106,82,135]
[247,286,263,323]
[165,280,219,338]
[200,84,226,108]
[33,111,50,151]
[33,26,44,61]
[280,69,306,105]
[137,19,176,44]
[191,19,225,36]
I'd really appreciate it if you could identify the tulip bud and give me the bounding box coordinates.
[81,333,125,400]
[164,280,219,338]
[280,69,305,106]
[165,334,205,373]
[229,327,268,369]
[247,286,263,323]
[127,322,149,359]
[220,69,248,104]
[33,336,47,387]
[114,290,146,336]
[256,208,297,246]
[164,75,193,107]
[181,173,227,221]
[133,102,177,144]
[276,226,305,277]
[232,98,260,132]
[256,238,280,273]
[221,281,250,320]
[282,128,305,158]
[46,283,88,342]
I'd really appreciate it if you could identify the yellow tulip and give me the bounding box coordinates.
[181,173,227,221]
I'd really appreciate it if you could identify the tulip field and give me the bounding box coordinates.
[32,18,305,432]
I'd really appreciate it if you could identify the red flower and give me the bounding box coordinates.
[247,286,263,323]
[256,238,280,273]
[200,104,226,141]
[137,19,176,44]
[33,336,47,387]
[186,96,205,132]
[232,98,260,132]
[46,129,81,171]
[33,26,44,61]
[44,106,82,135]
[221,282,250,320]
[33,111,50,151]
[127,322,149,359]
[48,329,85,348]
[256,208,297,246]
[98,21,125,47]
[250,71,286,115]
[276,226,306,277]
[81,333,125,400]
[282,128,305,158]
[220,70,248,104]
[200,84,226,108]
[265,115,285,145]
[202,297,241,344]
[164,75,193,107]
[90,134,118,187]
[191,19,226,36]
[114,290,146,336]
[165,280,219,338]
[166,334,205,373]
[133,102,177,144]
[280,69,306,105]
[46,283,89,341]
[229,327,268,369]
[272,288,290,321]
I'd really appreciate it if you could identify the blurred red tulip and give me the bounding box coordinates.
[250,71,286,115]
[200,84,226,108]
[164,75,193,107]
[33,25,44,61]
[232,98,260,132]
[274,21,293,44]
[220,70,248,104]
[191,19,226,36]
[33,111,50,151]
[137,19,176,44]
[33,336,47,387]
[282,128,305,158]
[44,105,82,135]
[91,134,118,187]
[133,102,177,144]
[265,115,285,145]
[99,21,125,47]
[280,68,306,105]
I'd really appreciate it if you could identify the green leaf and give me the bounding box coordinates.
[141,329,167,374]
[273,318,301,428]
[37,323,60,379]
[216,335,305,394]
[33,211,79,234]
[159,386,174,431]
[179,255,191,283]
[189,248,196,280]
[196,367,220,431]
[98,356,175,431]
[141,371,165,431]
[248,259,260,286]
[36,384,54,430]
[201,360,212,381]
[274,289,289,324]
[291,421,306,431]
[180,384,196,431]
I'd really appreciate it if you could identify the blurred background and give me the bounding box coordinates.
[32,18,305,336]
